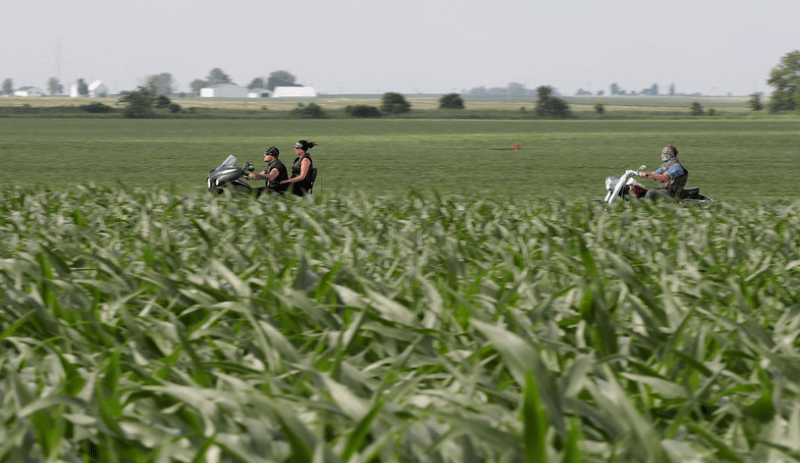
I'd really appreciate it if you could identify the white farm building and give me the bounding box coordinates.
[201,83,249,98]
[14,86,44,97]
[70,80,108,97]
[88,80,108,98]
[272,86,317,98]
[247,88,271,98]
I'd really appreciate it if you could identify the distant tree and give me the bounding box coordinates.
[1,78,12,95]
[79,102,114,113]
[668,83,676,96]
[247,77,267,89]
[575,88,592,96]
[380,92,411,114]
[145,73,176,96]
[596,90,605,96]
[266,71,299,91]
[76,78,89,96]
[206,68,233,86]
[154,95,172,109]
[190,79,207,95]
[439,93,464,109]
[690,101,704,116]
[641,83,659,96]
[47,77,63,95]
[468,86,488,95]
[594,103,605,114]
[767,50,800,112]
[507,82,527,96]
[291,102,326,119]
[534,85,572,118]
[748,93,764,111]
[609,83,621,96]
[345,104,382,117]
[117,85,158,118]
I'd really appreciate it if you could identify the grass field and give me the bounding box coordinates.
[2,112,800,461]
[1,117,799,201]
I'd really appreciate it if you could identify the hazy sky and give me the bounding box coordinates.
[3,0,798,96]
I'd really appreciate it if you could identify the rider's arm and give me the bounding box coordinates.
[249,168,278,181]
[644,163,683,181]
[641,172,669,181]
[282,158,311,183]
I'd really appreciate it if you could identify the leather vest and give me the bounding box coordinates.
[659,160,688,197]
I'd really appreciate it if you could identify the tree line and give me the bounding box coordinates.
[459,50,800,113]
[185,69,301,96]
[3,51,799,114]
[0,69,301,97]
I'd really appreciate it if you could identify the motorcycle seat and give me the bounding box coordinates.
[680,187,700,199]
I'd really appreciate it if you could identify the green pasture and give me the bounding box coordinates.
[2,117,799,201]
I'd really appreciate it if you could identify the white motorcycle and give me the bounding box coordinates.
[603,165,712,204]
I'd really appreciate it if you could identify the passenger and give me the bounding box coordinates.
[246,146,289,195]
[640,145,688,200]
[281,140,316,196]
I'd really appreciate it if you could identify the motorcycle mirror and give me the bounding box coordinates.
[248,165,255,172]
[637,165,646,173]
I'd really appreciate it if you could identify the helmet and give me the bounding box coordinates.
[264,146,279,160]
[661,145,678,162]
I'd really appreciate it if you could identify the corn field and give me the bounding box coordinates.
[2,185,800,462]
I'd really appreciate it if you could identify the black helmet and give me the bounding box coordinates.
[264,146,279,160]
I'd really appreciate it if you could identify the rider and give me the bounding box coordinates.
[640,145,688,200]
[281,140,316,196]
[246,146,289,194]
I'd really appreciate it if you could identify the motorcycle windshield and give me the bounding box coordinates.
[221,155,238,167]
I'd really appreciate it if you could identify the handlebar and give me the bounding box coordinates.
[624,165,648,178]
[606,165,647,204]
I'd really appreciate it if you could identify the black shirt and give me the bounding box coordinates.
[266,158,289,193]
[291,155,313,196]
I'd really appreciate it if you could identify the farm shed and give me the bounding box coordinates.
[13,86,44,97]
[247,88,271,98]
[272,86,317,98]
[88,80,108,97]
[201,83,249,98]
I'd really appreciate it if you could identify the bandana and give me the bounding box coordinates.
[661,145,678,162]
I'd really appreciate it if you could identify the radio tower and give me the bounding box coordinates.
[56,39,61,81]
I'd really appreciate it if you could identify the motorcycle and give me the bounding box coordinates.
[207,155,255,194]
[603,165,712,204]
